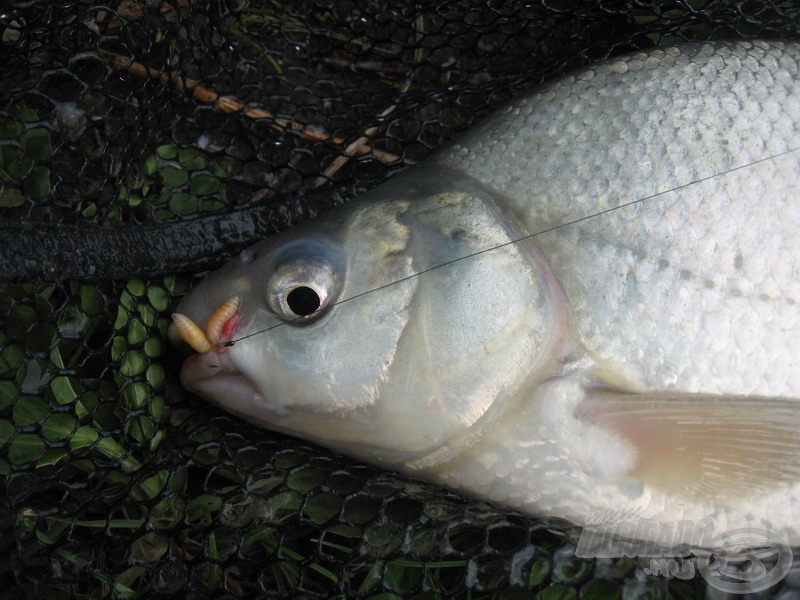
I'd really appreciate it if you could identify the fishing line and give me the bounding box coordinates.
[225,145,800,347]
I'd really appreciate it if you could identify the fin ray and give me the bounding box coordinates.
[578,387,800,499]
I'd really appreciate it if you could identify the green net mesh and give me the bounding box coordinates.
[2,1,800,597]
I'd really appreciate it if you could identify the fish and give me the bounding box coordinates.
[169,40,800,549]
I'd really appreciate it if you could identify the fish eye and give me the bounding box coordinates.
[286,286,320,316]
[266,255,338,322]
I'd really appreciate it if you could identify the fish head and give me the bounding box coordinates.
[170,171,569,467]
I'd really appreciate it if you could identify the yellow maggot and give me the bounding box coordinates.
[171,313,213,354]
[206,295,241,345]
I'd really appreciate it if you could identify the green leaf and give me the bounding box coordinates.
[127,279,146,296]
[210,162,228,178]
[324,523,363,539]
[0,344,24,371]
[139,303,156,326]
[156,144,178,159]
[70,425,99,450]
[9,304,38,334]
[120,350,147,376]
[57,304,89,338]
[12,396,50,426]
[148,429,166,451]
[30,204,52,220]
[384,557,423,592]
[149,396,166,422]
[131,470,168,501]
[161,166,188,188]
[77,390,100,417]
[188,174,220,195]
[303,493,343,525]
[146,364,165,388]
[114,581,138,600]
[200,199,226,213]
[130,531,168,563]
[125,414,156,443]
[168,192,198,215]
[539,585,578,600]
[150,497,185,529]
[9,434,45,464]
[287,467,327,492]
[121,381,149,410]
[163,275,189,294]
[169,467,188,494]
[528,557,551,586]
[144,336,162,358]
[187,494,222,525]
[0,187,26,208]
[111,335,127,360]
[42,412,77,441]
[37,448,69,468]
[274,451,307,469]
[11,102,39,122]
[80,285,104,315]
[23,166,51,200]
[0,146,31,180]
[50,376,79,405]
[0,380,17,408]
[115,566,148,595]
[0,420,14,444]
[343,495,382,525]
[246,473,285,493]
[0,117,23,139]
[127,317,148,344]
[22,128,53,160]
[192,445,220,465]
[18,360,51,392]
[146,285,169,311]
[97,436,143,472]
[579,580,621,600]
[178,149,206,170]
[82,202,97,218]
[143,154,159,176]
[242,526,279,553]
[114,304,130,329]
[553,557,590,584]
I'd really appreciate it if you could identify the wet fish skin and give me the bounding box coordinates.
[172,40,800,545]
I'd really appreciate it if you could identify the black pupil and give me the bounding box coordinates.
[287,286,321,316]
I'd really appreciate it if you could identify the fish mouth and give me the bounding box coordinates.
[179,349,257,407]
[178,351,290,427]
[167,295,268,418]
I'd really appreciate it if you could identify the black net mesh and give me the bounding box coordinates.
[2,1,800,598]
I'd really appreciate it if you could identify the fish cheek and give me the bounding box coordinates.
[233,281,417,446]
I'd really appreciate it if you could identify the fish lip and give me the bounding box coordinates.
[179,350,256,404]
[179,350,290,426]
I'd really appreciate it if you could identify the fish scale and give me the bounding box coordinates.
[172,40,800,548]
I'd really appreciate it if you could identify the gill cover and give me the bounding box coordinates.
[191,172,571,467]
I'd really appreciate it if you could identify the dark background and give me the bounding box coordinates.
[1,1,799,598]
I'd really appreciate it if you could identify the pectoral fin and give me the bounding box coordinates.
[577,388,800,499]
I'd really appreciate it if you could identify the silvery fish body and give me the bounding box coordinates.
[170,40,800,547]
